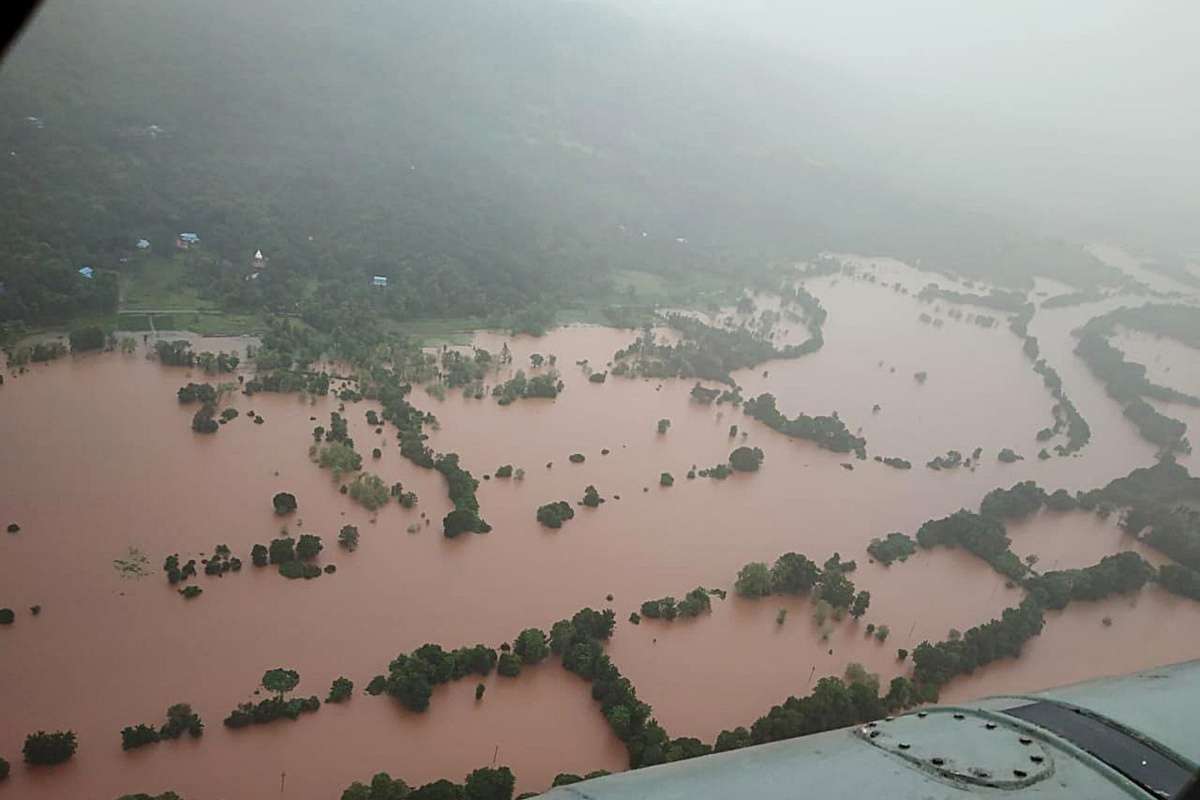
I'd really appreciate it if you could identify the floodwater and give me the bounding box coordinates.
[608,548,1021,740]
[940,586,1200,704]
[1007,510,1173,573]
[1113,327,1200,399]
[3,266,1200,798]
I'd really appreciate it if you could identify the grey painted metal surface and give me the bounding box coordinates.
[541,661,1200,799]
[1019,659,1200,770]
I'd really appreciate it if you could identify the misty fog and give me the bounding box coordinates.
[612,0,1200,253]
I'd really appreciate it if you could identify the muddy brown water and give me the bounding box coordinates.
[3,273,1200,798]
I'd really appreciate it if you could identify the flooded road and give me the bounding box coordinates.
[2,269,1199,798]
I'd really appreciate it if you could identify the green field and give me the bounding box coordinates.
[122,256,219,311]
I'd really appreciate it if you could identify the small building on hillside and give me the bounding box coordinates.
[176,232,200,250]
[372,276,388,288]
[136,238,151,250]
[253,249,265,267]
[78,266,94,279]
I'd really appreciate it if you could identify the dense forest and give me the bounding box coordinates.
[0,0,1122,330]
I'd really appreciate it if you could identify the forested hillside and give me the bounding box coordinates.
[0,0,1111,326]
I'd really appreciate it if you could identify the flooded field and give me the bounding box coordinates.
[2,268,1199,798]
[1006,510,1174,572]
[608,547,1021,740]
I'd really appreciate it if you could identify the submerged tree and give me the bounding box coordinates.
[729,446,764,472]
[262,668,301,700]
[272,492,298,515]
[23,731,77,765]
[734,562,772,597]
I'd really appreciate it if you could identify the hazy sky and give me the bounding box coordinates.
[606,0,1200,250]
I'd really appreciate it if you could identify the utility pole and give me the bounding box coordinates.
[281,771,286,794]
[492,745,499,765]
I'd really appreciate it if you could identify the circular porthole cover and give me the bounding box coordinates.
[856,709,1053,789]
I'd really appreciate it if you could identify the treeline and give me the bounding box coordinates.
[1031,360,1091,455]
[911,598,1046,690]
[374,377,489,536]
[366,643,500,712]
[1010,305,1091,456]
[715,671,923,752]
[121,704,203,750]
[742,393,866,458]
[1075,310,1194,455]
[341,766,516,800]
[639,588,718,621]
[1025,552,1155,610]
[0,262,117,324]
[549,608,706,768]
[1083,303,1200,350]
[916,510,1026,580]
[1041,288,1106,308]
[918,285,1027,313]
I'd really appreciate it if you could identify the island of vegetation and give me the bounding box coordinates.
[121,704,204,750]
[639,587,717,620]
[536,501,576,529]
[610,299,825,385]
[224,668,320,729]
[742,394,866,458]
[22,730,77,766]
[867,533,916,565]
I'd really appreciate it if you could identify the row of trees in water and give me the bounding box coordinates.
[121,704,204,750]
[341,766,517,800]
[638,587,718,621]
[742,393,866,458]
[1074,305,1197,455]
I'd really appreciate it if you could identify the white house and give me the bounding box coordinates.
[176,232,200,250]
[253,249,265,266]
[136,239,151,250]
[372,276,388,288]
[78,266,94,279]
